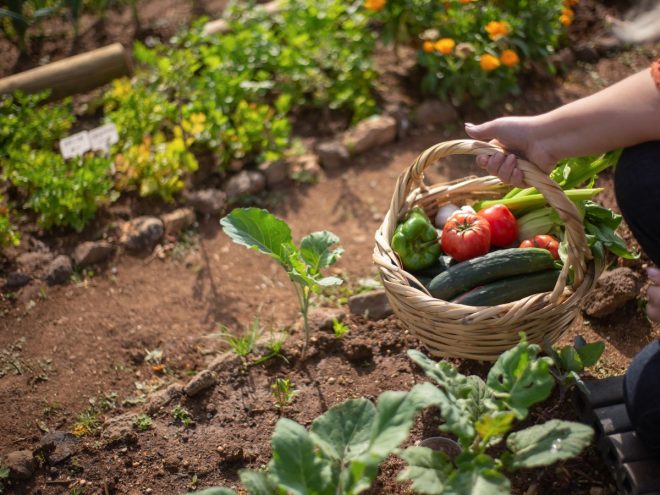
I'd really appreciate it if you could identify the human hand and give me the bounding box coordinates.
[464,116,557,188]
[646,267,660,323]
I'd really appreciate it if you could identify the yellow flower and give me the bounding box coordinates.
[422,41,435,53]
[364,0,385,11]
[480,54,501,71]
[485,20,511,40]
[500,49,519,67]
[110,78,131,99]
[435,38,456,55]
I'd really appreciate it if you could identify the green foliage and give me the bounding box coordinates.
[172,405,192,427]
[271,378,298,410]
[544,336,605,398]
[133,413,153,432]
[373,0,568,108]
[0,0,61,52]
[220,208,343,352]
[217,316,263,358]
[0,199,20,249]
[0,465,8,494]
[332,318,350,338]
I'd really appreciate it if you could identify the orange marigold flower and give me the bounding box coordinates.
[560,13,572,26]
[480,54,501,71]
[459,0,476,3]
[500,49,519,67]
[485,20,511,40]
[423,41,435,53]
[435,38,456,55]
[364,0,386,11]
[562,7,574,17]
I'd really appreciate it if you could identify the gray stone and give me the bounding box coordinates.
[72,241,115,268]
[161,208,195,236]
[317,140,350,170]
[412,100,459,127]
[225,171,266,202]
[184,189,227,216]
[342,115,397,155]
[16,251,54,273]
[582,268,641,318]
[184,369,216,397]
[102,413,139,443]
[348,290,393,320]
[3,272,31,291]
[289,154,323,183]
[38,431,78,464]
[44,255,72,286]
[4,450,35,480]
[207,352,242,373]
[258,160,288,188]
[308,307,348,331]
[385,104,411,139]
[146,383,183,415]
[120,217,164,251]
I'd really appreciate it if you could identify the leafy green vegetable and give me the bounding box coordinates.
[581,201,638,260]
[544,335,605,399]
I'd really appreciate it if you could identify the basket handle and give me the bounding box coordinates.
[385,139,591,302]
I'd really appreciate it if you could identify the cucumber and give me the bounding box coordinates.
[451,269,561,306]
[427,248,556,301]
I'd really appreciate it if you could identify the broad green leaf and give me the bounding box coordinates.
[444,458,510,495]
[486,336,554,419]
[317,276,343,287]
[310,398,375,461]
[240,470,279,495]
[407,350,473,398]
[187,489,237,495]
[559,346,583,373]
[220,208,297,265]
[507,419,593,469]
[475,412,515,445]
[270,418,333,495]
[463,376,496,425]
[399,446,453,495]
[300,231,343,273]
[575,341,605,368]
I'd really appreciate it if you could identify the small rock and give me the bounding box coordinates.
[317,140,350,170]
[348,290,393,320]
[184,369,216,397]
[3,272,31,291]
[146,383,183,415]
[412,100,458,127]
[16,251,54,273]
[120,217,164,252]
[225,170,266,202]
[73,241,115,268]
[289,154,324,182]
[161,208,195,236]
[102,413,139,444]
[582,267,641,318]
[342,115,397,155]
[308,307,347,331]
[4,450,35,480]
[207,352,242,373]
[258,160,288,188]
[184,189,227,215]
[37,431,78,464]
[44,255,72,286]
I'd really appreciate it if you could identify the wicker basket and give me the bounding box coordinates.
[373,139,601,361]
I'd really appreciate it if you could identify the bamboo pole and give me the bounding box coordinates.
[0,43,132,100]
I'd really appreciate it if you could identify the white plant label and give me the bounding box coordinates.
[59,131,91,159]
[89,123,119,152]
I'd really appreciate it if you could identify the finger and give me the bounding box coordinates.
[646,287,660,323]
[511,168,526,188]
[486,152,506,176]
[465,121,497,141]
[498,154,518,185]
[647,267,660,285]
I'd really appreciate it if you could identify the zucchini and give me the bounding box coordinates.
[451,269,561,306]
[427,248,556,301]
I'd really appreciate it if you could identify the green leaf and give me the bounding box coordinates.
[407,350,474,398]
[300,231,343,274]
[187,488,237,495]
[486,336,555,419]
[575,341,604,368]
[220,208,297,265]
[559,346,583,373]
[317,276,343,287]
[507,419,594,468]
[399,446,453,495]
[444,458,510,495]
[475,412,515,445]
[310,398,375,462]
[270,418,333,495]
[239,470,279,494]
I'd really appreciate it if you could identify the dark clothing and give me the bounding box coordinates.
[615,141,660,451]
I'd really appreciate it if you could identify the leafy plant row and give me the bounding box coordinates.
[188,335,599,495]
[0,0,378,240]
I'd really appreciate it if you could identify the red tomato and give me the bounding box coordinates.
[442,212,491,261]
[477,204,518,247]
[520,234,560,260]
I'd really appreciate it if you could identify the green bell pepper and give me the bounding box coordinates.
[391,207,440,271]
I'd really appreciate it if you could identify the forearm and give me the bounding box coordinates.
[533,70,660,161]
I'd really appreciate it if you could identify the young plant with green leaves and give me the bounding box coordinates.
[271,377,298,410]
[332,318,350,338]
[216,315,263,359]
[172,405,192,427]
[544,335,605,400]
[400,335,594,495]
[220,208,343,354]
[0,464,9,494]
[133,413,153,432]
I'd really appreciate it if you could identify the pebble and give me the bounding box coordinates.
[73,241,116,267]
[44,255,72,286]
[184,369,216,397]
[120,217,164,252]
[4,450,35,480]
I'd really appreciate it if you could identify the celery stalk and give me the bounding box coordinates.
[474,188,604,212]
